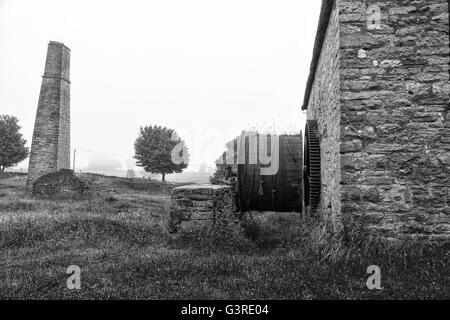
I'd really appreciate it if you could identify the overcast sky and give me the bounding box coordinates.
[0,0,320,172]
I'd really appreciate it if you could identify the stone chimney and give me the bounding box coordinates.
[27,41,71,191]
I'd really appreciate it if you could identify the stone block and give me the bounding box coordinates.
[168,184,236,233]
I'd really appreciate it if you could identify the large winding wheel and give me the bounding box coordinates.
[304,120,321,216]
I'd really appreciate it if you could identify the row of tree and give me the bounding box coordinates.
[0,114,189,181]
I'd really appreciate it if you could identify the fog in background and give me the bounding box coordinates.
[0,0,320,178]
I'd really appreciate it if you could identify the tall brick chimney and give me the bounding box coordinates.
[27,41,71,191]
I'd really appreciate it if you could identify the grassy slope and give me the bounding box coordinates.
[0,173,448,300]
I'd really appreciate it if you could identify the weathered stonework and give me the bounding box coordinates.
[303,0,450,240]
[33,169,88,198]
[306,1,342,221]
[27,42,71,190]
[168,184,236,233]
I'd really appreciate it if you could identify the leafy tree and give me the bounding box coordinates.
[134,125,189,182]
[0,115,29,172]
[126,169,136,178]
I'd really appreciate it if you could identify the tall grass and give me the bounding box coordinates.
[0,174,448,299]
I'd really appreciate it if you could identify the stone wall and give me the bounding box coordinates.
[33,169,88,198]
[27,42,71,190]
[304,0,449,239]
[338,0,450,240]
[306,1,342,221]
[169,184,236,233]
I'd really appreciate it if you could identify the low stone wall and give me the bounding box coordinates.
[32,169,89,198]
[168,184,236,233]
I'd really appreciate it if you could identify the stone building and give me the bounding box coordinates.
[27,41,71,190]
[302,0,449,239]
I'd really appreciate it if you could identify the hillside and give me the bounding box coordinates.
[0,173,448,299]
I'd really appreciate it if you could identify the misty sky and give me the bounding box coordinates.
[0,0,320,173]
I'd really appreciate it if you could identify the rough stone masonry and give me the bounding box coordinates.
[303,0,449,240]
[27,41,71,191]
[169,184,236,233]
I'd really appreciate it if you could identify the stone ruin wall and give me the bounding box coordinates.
[306,2,342,222]
[27,42,71,190]
[339,0,449,240]
[307,0,450,239]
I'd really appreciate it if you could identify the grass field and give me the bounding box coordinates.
[0,173,448,299]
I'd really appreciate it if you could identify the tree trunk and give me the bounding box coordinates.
[162,172,166,182]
